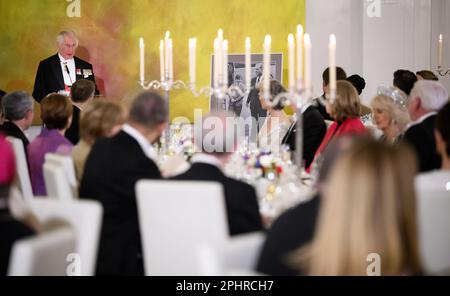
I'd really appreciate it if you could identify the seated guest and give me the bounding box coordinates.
[281,92,326,169]
[308,80,366,172]
[403,80,449,172]
[0,134,36,275]
[257,80,293,153]
[172,112,263,236]
[393,69,417,96]
[416,70,438,81]
[257,136,358,275]
[0,89,6,124]
[0,91,34,152]
[311,67,347,121]
[72,99,126,181]
[80,91,167,275]
[370,87,410,144]
[416,101,450,190]
[28,94,73,196]
[346,74,366,96]
[295,139,422,275]
[65,79,96,145]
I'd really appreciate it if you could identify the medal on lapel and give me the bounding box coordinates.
[83,69,92,78]
[76,68,82,76]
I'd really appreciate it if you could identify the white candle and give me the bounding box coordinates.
[263,34,271,100]
[217,29,224,86]
[189,38,197,85]
[139,38,145,83]
[168,38,173,81]
[296,25,303,89]
[303,33,311,95]
[438,34,443,68]
[159,40,165,83]
[245,37,251,91]
[288,33,295,93]
[213,38,219,89]
[164,31,170,80]
[223,40,229,88]
[329,34,336,101]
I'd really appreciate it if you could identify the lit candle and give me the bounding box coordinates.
[213,38,219,89]
[296,25,303,89]
[168,38,173,82]
[189,38,197,85]
[223,40,229,88]
[288,33,295,93]
[245,37,251,91]
[263,34,271,100]
[303,33,311,95]
[329,34,336,101]
[139,38,145,83]
[438,34,443,68]
[164,31,170,80]
[217,29,224,86]
[159,40,165,83]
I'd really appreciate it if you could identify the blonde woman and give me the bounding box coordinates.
[297,139,422,275]
[371,87,410,144]
[257,80,292,153]
[72,99,126,181]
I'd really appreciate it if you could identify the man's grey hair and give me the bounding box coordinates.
[129,91,168,129]
[409,80,449,111]
[1,91,34,121]
[56,30,79,47]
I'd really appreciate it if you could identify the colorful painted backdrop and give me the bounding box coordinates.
[0,0,305,121]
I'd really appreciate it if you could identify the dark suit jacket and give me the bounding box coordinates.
[403,114,441,173]
[282,106,327,168]
[32,54,98,102]
[0,209,36,275]
[65,105,81,145]
[246,76,267,120]
[0,121,29,152]
[79,131,161,275]
[311,95,333,121]
[256,195,320,276]
[171,162,263,236]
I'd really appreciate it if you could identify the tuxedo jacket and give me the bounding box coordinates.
[0,121,29,152]
[257,195,320,276]
[281,106,327,168]
[171,162,263,236]
[403,114,441,173]
[32,54,99,102]
[64,105,81,145]
[246,76,267,120]
[79,131,161,275]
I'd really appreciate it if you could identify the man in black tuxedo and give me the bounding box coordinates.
[246,63,267,139]
[282,101,327,169]
[32,30,98,103]
[79,91,168,275]
[64,79,95,145]
[172,112,263,236]
[0,91,34,152]
[403,80,449,173]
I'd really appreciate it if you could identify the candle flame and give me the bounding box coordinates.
[218,29,223,39]
[265,35,271,45]
[304,33,311,47]
[165,31,170,39]
[245,37,251,48]
[330,34,336,45]
[140,38,144,47]
[288,33,294,44]
[439,34,443,41]
[297,25,303,36]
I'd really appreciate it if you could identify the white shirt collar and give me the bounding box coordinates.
[58,53,74,63]
[122,124,156,160]
[190,153,223,169]
[407,112,437,130]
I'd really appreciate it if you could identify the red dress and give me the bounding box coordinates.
[307,117,367,172]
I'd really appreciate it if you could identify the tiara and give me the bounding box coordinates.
[376,86,408,109]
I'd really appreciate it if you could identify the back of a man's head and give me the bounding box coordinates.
[322,67,347,86]
[393,69,417,95]
[2,91,34,121]
[346,74,366,95]
[70,79,95,103]
[436,101,450,158]
[129,91,168,129]
[409,80,449,112]
[194,112,238,156]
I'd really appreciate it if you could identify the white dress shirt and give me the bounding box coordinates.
[58,53,76,87]
[122,124,156,161]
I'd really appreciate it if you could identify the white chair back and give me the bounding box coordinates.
[26,199,103,276]
[136,180,229,276]
[6,137,33,200]
[417,188,450,275]
[43,162,75,200]
[45,153,78,194]
[8,227,76,276]
[196,231,265,276]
